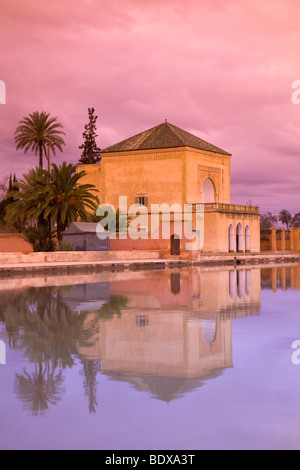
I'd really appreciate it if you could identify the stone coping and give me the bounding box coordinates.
[0,251,298,278]
[0,260,298,292]
[0,233,25,238]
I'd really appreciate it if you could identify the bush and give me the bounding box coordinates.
[55,240,75,252]
[24,225,56,252]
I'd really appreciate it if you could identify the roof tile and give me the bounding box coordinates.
[101,122,231,156]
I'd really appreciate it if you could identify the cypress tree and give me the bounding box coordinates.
[78,108,101,165]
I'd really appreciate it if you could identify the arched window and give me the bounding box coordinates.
[245,225,250,252]
[237,270,245,300]
[246,270,251,297]
[201,178,215,203]
[236,223,244,252]
[229,270,235,299]
[228,224,234,252]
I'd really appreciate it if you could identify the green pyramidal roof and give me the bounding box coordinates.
[101,122,231,156]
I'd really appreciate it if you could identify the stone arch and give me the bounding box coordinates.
[201,177,216,203]
[228,224,235,252]
[236,222,244,252]
[245,225,251,252]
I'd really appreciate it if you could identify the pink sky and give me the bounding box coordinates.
[0,0,299,214]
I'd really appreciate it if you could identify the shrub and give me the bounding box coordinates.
[55,240,75,252]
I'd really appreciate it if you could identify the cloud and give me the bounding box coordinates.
[0,0,300,212]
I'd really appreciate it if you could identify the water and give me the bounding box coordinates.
[0,265,299,450]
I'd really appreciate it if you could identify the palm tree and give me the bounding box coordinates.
[5,163,99,246]
[278,209,292,230]
[43,163,99,241]
[5,167,48,228]
[15,111,65,169]
[291,213,300,228]
[260,212,278,230]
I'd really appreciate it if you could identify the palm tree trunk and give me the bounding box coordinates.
[39,144,43,170]
[57,219,65,242]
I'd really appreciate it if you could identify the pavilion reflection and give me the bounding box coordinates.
[72,267,262,402]
[4,265,298,411]
[261,265,300,291]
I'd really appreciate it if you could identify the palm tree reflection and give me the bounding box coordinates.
[0,284,127,416]
[14,363,65,417]
[80,359,102,414]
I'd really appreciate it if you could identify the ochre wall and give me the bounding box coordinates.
[78,146,232,209]
[202,211,260,253]
[102,149,184,208]
[77,163,103,203]
[185,150,231,204]
[109,209,260,255]
[0,234,33,254]
[260,228,298,252]
[292,229,300,252]
[110,218,201,258]
[76,146,262,254]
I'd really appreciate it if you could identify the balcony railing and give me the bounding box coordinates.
[194,203,259,214]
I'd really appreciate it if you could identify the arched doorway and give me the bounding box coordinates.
[236,223,244,252]
[228,224,234,252]
[201,178,215,203]
[245,225,250,252]
[171,234,180,255]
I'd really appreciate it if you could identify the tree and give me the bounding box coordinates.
[0,175,9,200]
[43,163,99,241]
[15,111,65,170]
[5,168,48,227]
[291,213,300,228]
[278,209,292,230]
[5,168,54,245]
[78,108,101,165]
[24,224,56,252]
[0,174,20,232]
[5,163,99,246]
[260,212,278,230]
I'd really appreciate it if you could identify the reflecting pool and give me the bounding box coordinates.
[0,264,300,450]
